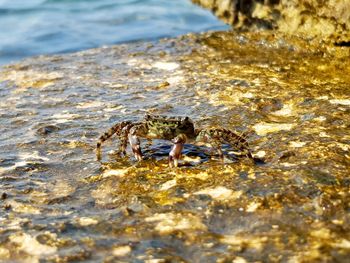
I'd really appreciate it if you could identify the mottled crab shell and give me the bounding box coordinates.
[143,114,196,140]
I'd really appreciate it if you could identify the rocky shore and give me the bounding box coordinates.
[192,0,350,43]
[1,3,350,262]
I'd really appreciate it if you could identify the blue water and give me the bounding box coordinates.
[0,0,228,65]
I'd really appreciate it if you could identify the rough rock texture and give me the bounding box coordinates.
[192,0,350,43]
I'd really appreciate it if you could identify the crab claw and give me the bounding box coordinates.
[96,144,102,161]
[168,134,187,168]
[128,133,143,161]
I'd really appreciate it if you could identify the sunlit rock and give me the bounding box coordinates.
[8,200,41,214]
[334,239,350,249]
[272,104,295,116]
[253,122,295,136]
[289,141,306,148]
[77,217,99,226]
[232,257,248,263]
[246,201,261,212]
[101,168,130,178]
[0,69,63,89]
[192,0,350,42]
[153,61,179,71]
[194,186,242,201]
[145,213,207,234]
[9,233,57,256]
[220,235,268,251]
[112,245,132,257]
[329,99,350,106]
[159,179,177,191]
[0,248,10,260]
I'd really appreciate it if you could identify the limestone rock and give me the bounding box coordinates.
[192,0,350,42]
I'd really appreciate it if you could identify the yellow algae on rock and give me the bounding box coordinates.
[1,69,62,89]
[0,247,10,260]
[336,143,350,151]
[329,99,350,106]
[64,140,89,149]
[220,235,268,251]
[313,116,327,122]
[166,75,184,85]
[333,239,350,249]
[152,191,184,206]
[253,122,295,136]
[202,89,255,107]
[153,61,179,71]
[8,200,41,215]
[310,228,331,239]
[174,170,211,180]
[289,141,306,148]
[182,155,201,164]
[145,213,207,234]
[112,245,131,257]
[101,168,130,178]
[9,233,57,256]
[194,186,242,201]
[319,131,330,138]
[77,217,99,226]
[272,104,295,117]
[246,201,261,212]
[159,179,177,191]
[232,257,248,263]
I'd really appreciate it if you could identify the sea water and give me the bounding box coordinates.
[0,0,228,65]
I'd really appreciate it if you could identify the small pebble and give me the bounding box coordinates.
[4,204,11,210]
[1,192,7,200]
[36,125,59,135]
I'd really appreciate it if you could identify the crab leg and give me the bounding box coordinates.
[96,121,132,160]
[128,123,147,161]
[211,141,224,160]
[196,128,253,159]
[119,124,133,155]
[168,134,187,168]
[128,133,143,161]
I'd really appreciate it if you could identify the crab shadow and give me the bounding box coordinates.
[107,140,262,167]
[99,139,265,168]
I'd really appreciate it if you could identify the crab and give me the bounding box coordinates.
[96,114,253,167]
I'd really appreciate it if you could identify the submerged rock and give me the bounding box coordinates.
[0,31,349,261]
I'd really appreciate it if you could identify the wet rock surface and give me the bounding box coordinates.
[0,31,350,262]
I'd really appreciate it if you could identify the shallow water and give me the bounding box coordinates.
[0,31,350,261]
[0,0,228,65]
